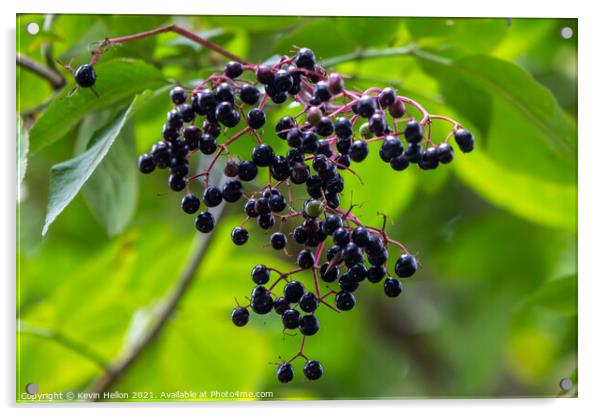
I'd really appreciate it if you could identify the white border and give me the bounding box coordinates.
[4,1,601,415]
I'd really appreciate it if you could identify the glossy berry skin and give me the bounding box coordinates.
[336,291,356,311]
[380,136,404,162]
[74,64,96,88]
[251,264,270,285]
[419,147,439,170]
[389,97,406,118]
[273,69,293,93]
[384,277,403,297]
[231,306,249,327]
[203,186,223,207]
[454,129,475,153]
[349,141,369,162]
[270,156,291,181]
[332,227,350,246]
[195,211,215,233]
[284,281,305,303]
[282,309,301,329]
[276,116,296,139]
[268,193,287,212]
[395,254,418,277]
[238,160,258,181]
[378,87,396,107]
[390,154,410,171]
[270,232,288,250]
[252,144,275,167]
[299,292,319,313]
[177,103,195,123]
[277,362,294,383]
[339,273,359,292]
[181,193,200,214]
[436,143,454,163]
[137,154,156,174]
[303,360,323,381]
[367,266,386,283]
[250,285,273,314]
[274,297,290,315]
[168,174,186,191]
[348,263,368,282]
[231,226,249,246]
[224,61,243,79]
[247,108,266,129]
[297,249,315,269]
[368,112,387,136]
[316,117,334,137]
[170,86,187,105]
[222,180,243,203]
[356,96,377,118]
[322,215,343,235]
[215,82,235,103]
[256,65,275,85]
[404,142,424,163]
[293,226,308,244]
[194,135,214,156]
[257,214,275,230]
[299,314,320,336]
[404,120,423,143]
[239,84,260,105]
[313,81,331,103]
[296,47,316,69]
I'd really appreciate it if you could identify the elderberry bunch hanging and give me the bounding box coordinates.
[135,46,474,383]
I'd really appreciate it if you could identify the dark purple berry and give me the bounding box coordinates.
[231,226,249,245]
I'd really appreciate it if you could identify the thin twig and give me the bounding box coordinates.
[18,321,111,372]
[85,201,227,398]
[17,53,65,90]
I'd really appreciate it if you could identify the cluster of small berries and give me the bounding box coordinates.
[126,46,474,383]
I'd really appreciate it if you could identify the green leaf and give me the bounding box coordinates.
[42,91,154,236]
[29,58,165,153]
[414,52,577,176]
[17,115,29,187]
[526,274,577,315]
[82,122,138,236]
[453,150,576,232]
[407,18,509,55]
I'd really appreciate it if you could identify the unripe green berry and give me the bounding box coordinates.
[304,199,324,218]
[359,122,373,139]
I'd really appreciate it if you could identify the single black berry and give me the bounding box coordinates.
[199,134,218,155]
[454,128,475,153]
[367,265,386,283]
[252,144,275,167]
[170,86,187,105]
[168,174,186,191]
[215,82,235,103]
[195,211,215,233]
[299,292,319,313]
[349,140,369,162]
[293,226,309,244]
[282,308,301,329]
[419,147,439,170]
[436,142,454,163]
[335,291,356,311]
[231,226,249,246]
[74,64,96,88]
[274,297,290,315]
[296,47,316,70]
[297,249,315,269]
[384,277,403,297]
[247,108,266,129]
[137,153,156,174]
[181,193,200,214]
[224,61,243,79]
[231,306,249,327]
[256,65,275,85]
[319,262,339,282]
[395,253,417,277]
[283,280,305,303]
[277,362,294,383]
[239,84,260,105]
[316,117,334,137]
[203,186,223,207]
[251,264,270,285]
[299,314,320,336]
[303,360,323,380]
[378,87,396,108]
[404,120,423,143]
[270,232,288,250]
[257,213,275,229]
[238,160,258,181]
[222,180,243,203]
[356,95,377,118]
[251,285,274,314]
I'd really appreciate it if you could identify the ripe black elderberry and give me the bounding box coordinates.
[299,292,319,313]
[282,309,301,329]
[181,193,200,214]
[284,281,305,303]
[138,154,156,174]
[277,362,294,383]
[299,315,320,336]
[203,186,223,207]
[239,84,260,105]
[297,249,315,269]
[231,306,250,327]
[303,360,323,381]
[238,160,258,181]
[335,291,356,311]
[224,61,243,79]
[194,211,214,233]
[454,128,475,153]
[247,108,266,129]
[170,86,187,105]
[404,120,423,143]
[384,277,403,297]
[74,64,96,88]
[270,232,287,250]
[231,226,249,245]
[252,144,275,167]
[251,264,270,285]
[395,254,417,277]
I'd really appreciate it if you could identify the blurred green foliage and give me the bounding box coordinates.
[16,15,577,401]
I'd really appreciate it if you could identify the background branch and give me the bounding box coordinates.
[17,53,65,90]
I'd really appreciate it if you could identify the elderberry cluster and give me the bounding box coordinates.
[134,46,474,383]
